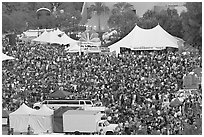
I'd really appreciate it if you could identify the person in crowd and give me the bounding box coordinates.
[2,37,202,135]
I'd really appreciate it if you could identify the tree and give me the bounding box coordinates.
[35,2,52,10]
[137,10,158,29]
[138,18,158,29]
[138,8,183,38]
[27,2,37,11]
[36,14,56,29]
[181,2,202,51]
[9,11,29,32]
[2,3,10,14]
[111,2,134,15]
[42,2,82,28]
[2,2,84,33]
[156,9,183,38]
[88,2,110,32]
[142,10,156,20]
[73,2,84,11]
[54,11,81,29]
[2,2,37,14]
[2,14,13,33]
[108,2,138,37]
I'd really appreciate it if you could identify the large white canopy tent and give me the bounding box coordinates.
[29,105,54,134]
[32,28,78,45]
[66,43,81,53]
[109,24,181,54]
[31,30,49,43]
[9,103,37,132]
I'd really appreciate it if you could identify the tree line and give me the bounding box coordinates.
[2,2,202,50]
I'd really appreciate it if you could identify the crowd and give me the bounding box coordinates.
[2,37,202,135]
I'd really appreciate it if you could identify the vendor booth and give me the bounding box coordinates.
[9,103,36,132]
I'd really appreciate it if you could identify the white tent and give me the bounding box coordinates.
[54,28,64,34]
[50,32,78,45]
[32,30,49,43]
[109,24,180,54]
[23,31,39,38]
[9,103,37,132]
[29,105,54,134]
[2,53,15,61]
[32,29,78,45]
[23,29,54,37]
[66,43,81,53]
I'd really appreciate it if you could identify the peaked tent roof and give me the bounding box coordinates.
[55,28,64,34]
[32,29,78,45]
[49,90,72,98]
[29,104,54,134]
[9,103,37,132]
[31,105,54,116]
[66,43,81,53]
[170,98,182,107]
[55,33,78,45]
[9,103,36,115]
[32,30,49,42]
[109,24,180,54]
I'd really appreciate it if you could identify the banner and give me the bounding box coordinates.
[132,46,165,50]
[79,45,110,53]
[100,47,110,53]
[80,46,100,53]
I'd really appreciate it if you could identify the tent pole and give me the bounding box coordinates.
[79,42,81,56]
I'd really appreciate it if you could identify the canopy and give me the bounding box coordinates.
[9,103,37,132]
[31,30,49,43]
[170,98,182,107]
[109,24,180,54]
[183,72,199,89]
[193,67,202,78]
[46,30,78,45]
[29,105,54,134]
[53,107,76,133]
[54,28,64,34]
[23,31,39,37]
[2,53,15,61]
[66,43,81,53]
[32,29,78,45]
[49,90,72,98]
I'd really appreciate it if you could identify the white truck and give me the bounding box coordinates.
[33,100,93,110]
[63,110,118,135]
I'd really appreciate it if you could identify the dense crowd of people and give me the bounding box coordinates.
[2,37,202,135]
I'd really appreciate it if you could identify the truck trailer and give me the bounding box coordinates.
[63,110,118,134]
